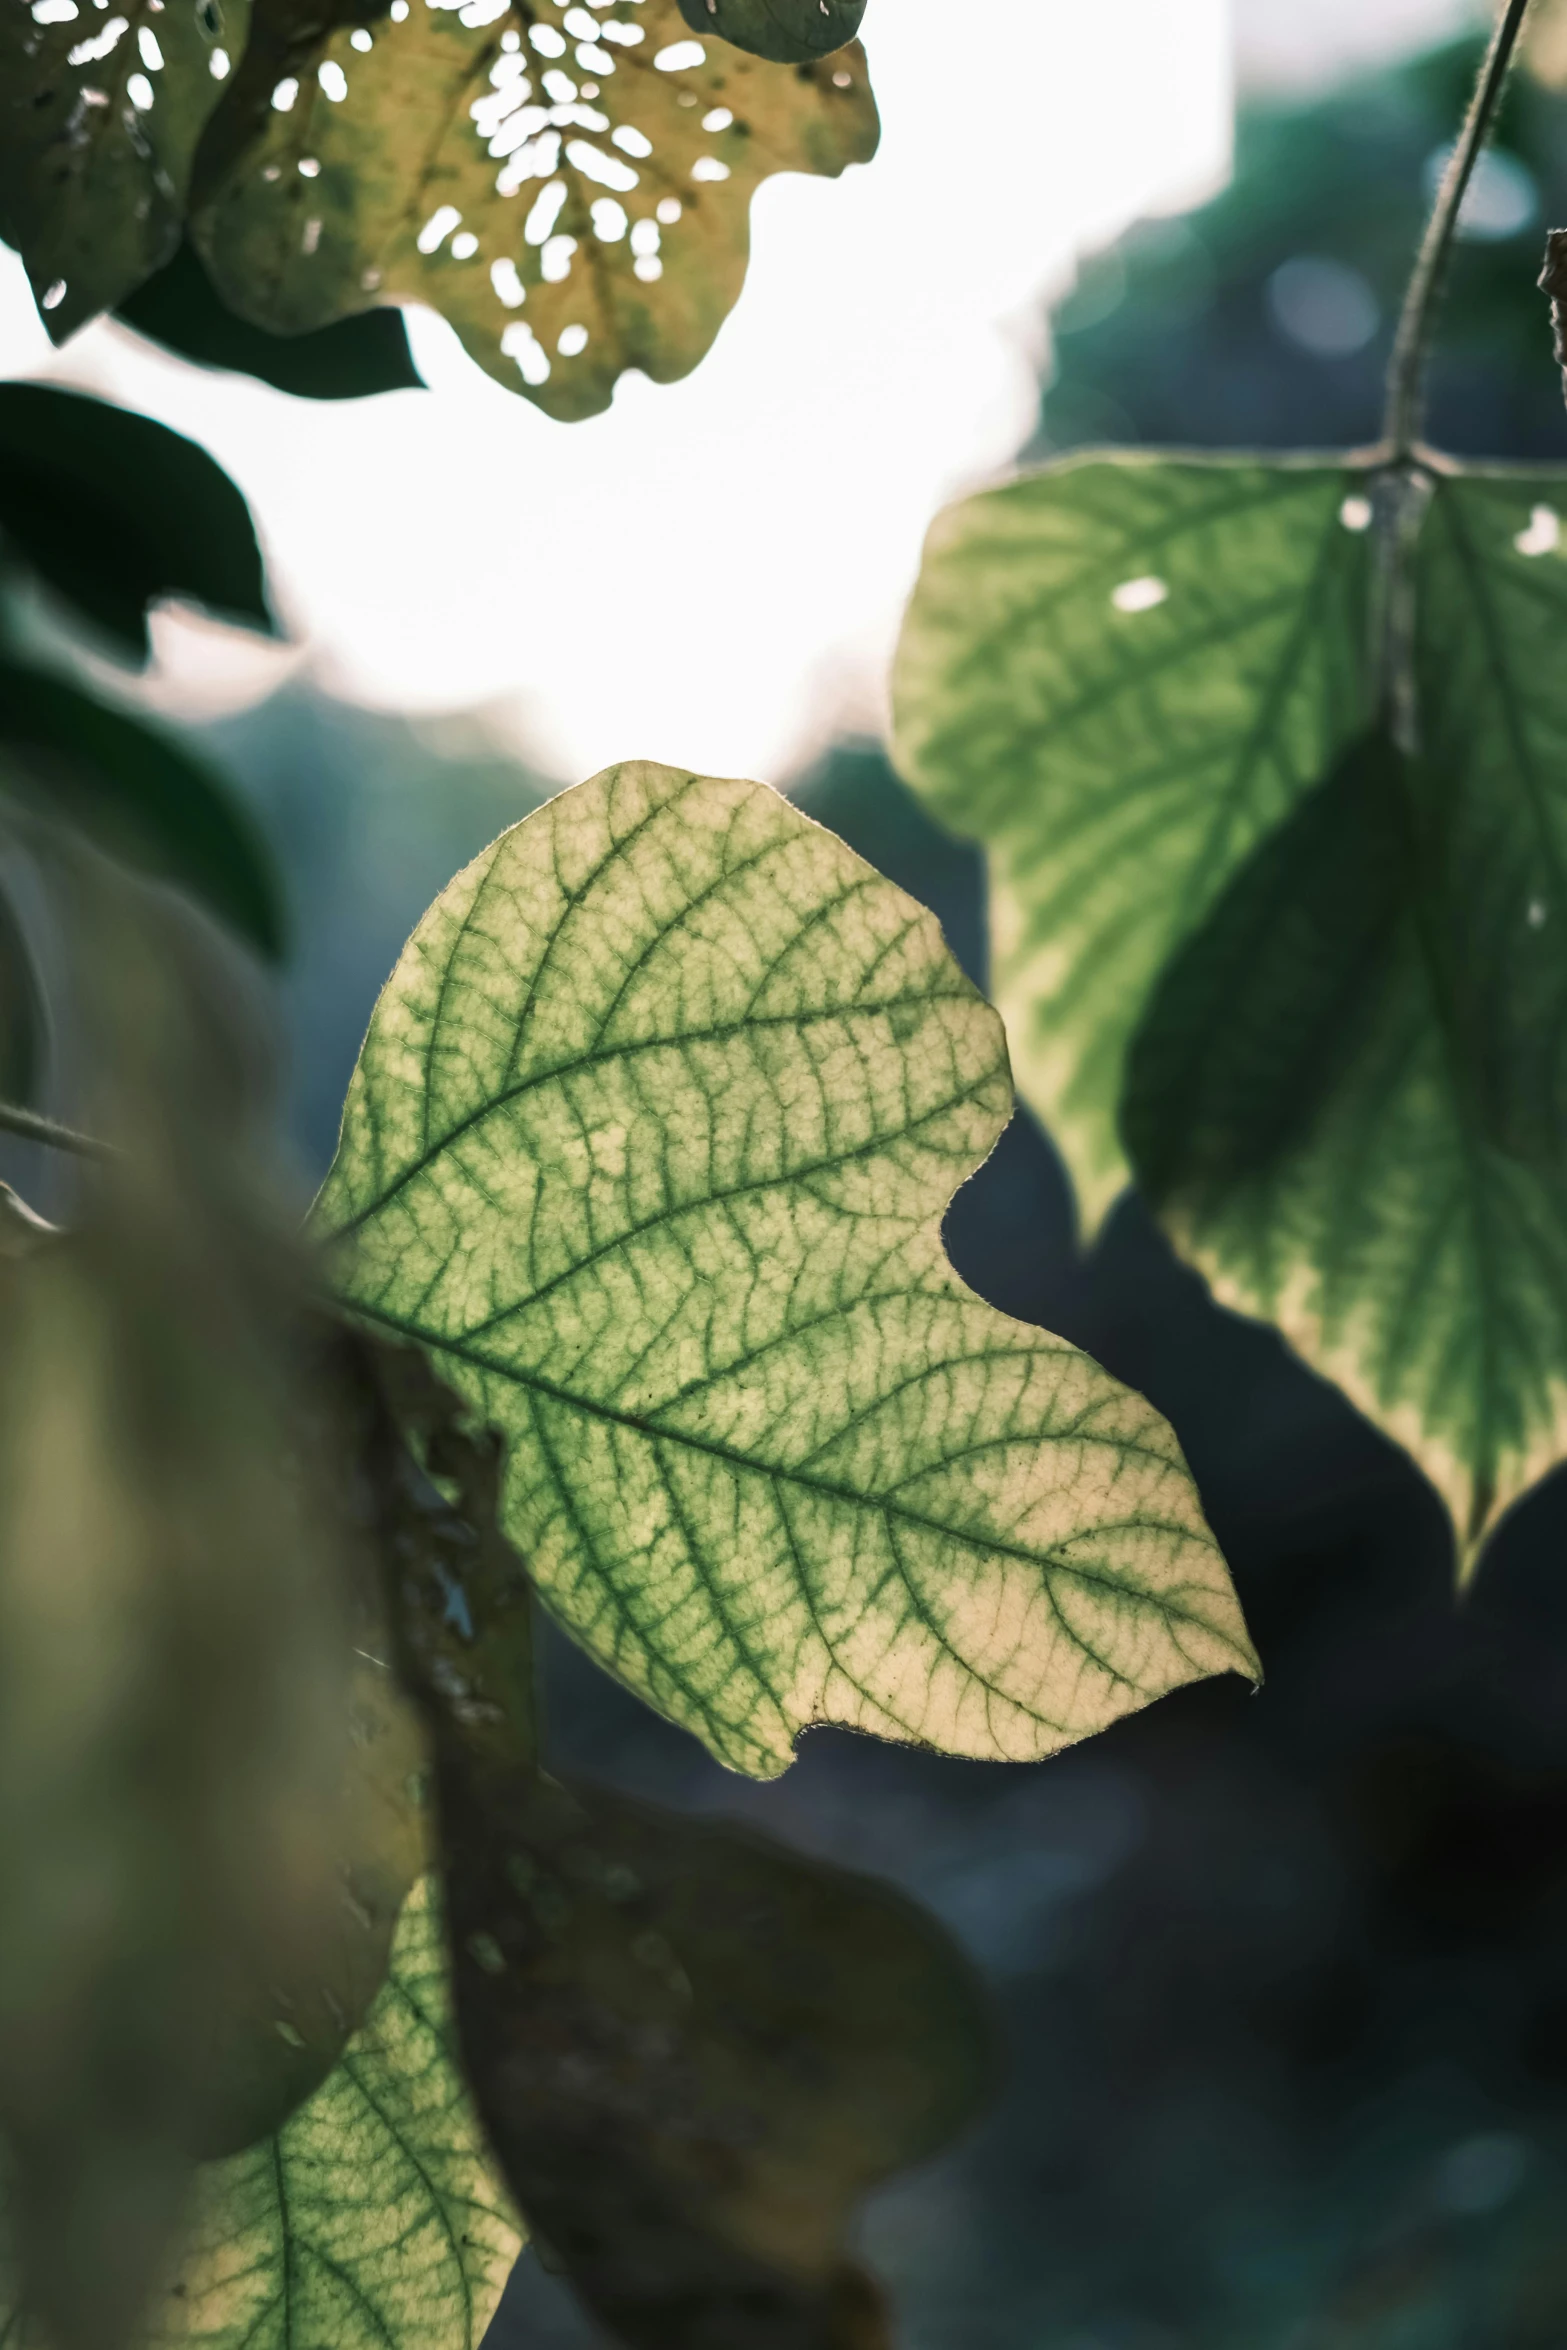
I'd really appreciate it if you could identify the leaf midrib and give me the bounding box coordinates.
[347,1295,1228,1641]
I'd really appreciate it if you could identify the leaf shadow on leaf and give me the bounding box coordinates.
[0,0,249,340]
[1121,731,1412,1207]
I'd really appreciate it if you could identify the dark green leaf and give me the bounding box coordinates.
[117,240,423,402]
[676,0,867,64]
[0,385,272,664]
[0,880,43,1109]
[0,661,285,959]
[444,1768,984,2349]
[1410,468,1567,1171]
[0,0,247,340]
[1122,731,1410,1206]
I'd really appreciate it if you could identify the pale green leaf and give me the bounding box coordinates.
[150,1879,521,2350]
[0,0,247,339]
[316,759,1256,1780]
[891,455,1374,1230]
[893,455,1567,1565]
[193,0,878,422]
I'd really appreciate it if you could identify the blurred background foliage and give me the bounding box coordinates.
[10,15,1567,2348]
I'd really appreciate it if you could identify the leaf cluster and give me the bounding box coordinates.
[2,0,878,416]
[0,380,291,1122]
[890,28,1567,1568]
[0,356,1253,2347]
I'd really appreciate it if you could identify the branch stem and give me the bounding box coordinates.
[0,1097,110,1159]
[1382,0,1535,459]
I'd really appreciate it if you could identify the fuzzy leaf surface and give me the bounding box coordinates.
[894,455,1567,1564]
[192,0,877,421]
[150,1880,521,2350]
[891,455,1375,1231]
[317,760,1255,1779]
[0,0,245,339]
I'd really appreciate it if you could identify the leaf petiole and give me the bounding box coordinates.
[1382,0,1535,463]
[0,1096,110,1159]
[1373,0,1535,741]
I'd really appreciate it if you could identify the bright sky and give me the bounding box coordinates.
[0,0,1478,787]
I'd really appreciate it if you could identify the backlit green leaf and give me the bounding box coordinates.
[891,455,1375,1234]
[0,385,272,664]
[0,0,246,339]
[316,759,1256,1780]
[150,1880,521,2350]
[675,0,867,64]
[892,455,1567,1565]
[192,0,878,422]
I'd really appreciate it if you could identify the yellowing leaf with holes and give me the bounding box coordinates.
[0,0,245,338]
[150,1881,521,2350]
[315,760,1256,1780]
[894,454,1567,1569]
[192,0,878,420]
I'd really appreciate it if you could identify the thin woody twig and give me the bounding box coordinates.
[1543,229,1567,409]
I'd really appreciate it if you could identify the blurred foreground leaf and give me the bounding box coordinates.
[0,663,285,958]
[318,760,1255,1780]
[152,1878,521,2350]
[0,851,353,2349]
[193,0,877,421]
[676,0,867,64]
[193,1641,429,2160]
[0,880,43,1108]
[117,239,424,400]
[0,385,272,664]
[443,1769,983,2348]
[892,453,1567,1564]
[0,0,247,340]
